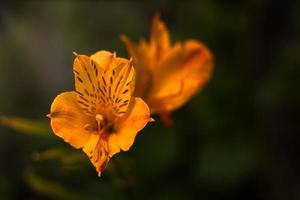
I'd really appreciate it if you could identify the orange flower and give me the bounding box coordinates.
[121,14,213,126]
[48,51,153,176]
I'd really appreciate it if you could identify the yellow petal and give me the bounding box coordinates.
[107,133,121,157]
[74,51,135,118]
[90,50,114,70]
[150,14,171,58]
[82,133,109,175]
[103,59,135,117]
[148,40,213,113]
[122,15,213,118]
[73,53,102,115]
[90,50,136,119]
[120,36,139,64]
[90,50,129,71]
[121,15,169,71]
[121,36,152,97]
[127,14,170,72]
[115,97,152,151]
[49,92,92,148]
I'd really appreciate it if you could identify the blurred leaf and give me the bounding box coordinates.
[0,116,52,137]
[32,148,87,170]
[24,167,97,200]
[194,135,264,189]
[133,125,181,179]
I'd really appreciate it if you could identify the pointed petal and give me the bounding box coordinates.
[90,51,114,70]
[82,134,109,174]
[115,97,152,151]
[91,51,136,118]
[90,50,129,71]
[73,53,102,115]
[121,35,152,97]
[148,40,213,113]
[49,92,92,148]
[120,35,139,63]
[150,14,171,57]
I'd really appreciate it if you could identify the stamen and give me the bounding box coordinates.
[95,114,103,133]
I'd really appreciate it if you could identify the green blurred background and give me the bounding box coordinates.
[0,0,299,200]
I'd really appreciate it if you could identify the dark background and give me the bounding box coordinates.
[0,0,299,200]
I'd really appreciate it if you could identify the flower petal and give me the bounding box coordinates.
[90,50,130,71]
[150,14,171,58]
[82,133,109,175]
[90,51,114,70]
[115,97,152,151]
[73,53,105,117]
[148,40,213,113]
[107,133,121,156]
[49,91,92,148]
[121,36,152,97]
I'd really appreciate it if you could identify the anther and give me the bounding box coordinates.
[96,114,103,132]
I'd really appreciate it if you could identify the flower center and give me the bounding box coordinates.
[83,113,115,135]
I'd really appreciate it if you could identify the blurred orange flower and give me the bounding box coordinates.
[48,51,153,176]
[121,14,213,126]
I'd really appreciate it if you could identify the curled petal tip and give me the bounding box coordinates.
[120,34,128,42]
[98,171,102,177]
[149,117,155,122]
[46,113,51,118]
[72,51,79,57]
[129,57,133,63]
[154,12,161,19]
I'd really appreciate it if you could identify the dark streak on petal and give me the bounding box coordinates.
[99,96,106,104]
[99,88,105,97]
[78,100,89,107]
[108,86,111,98]
[119,103,127,108]
[122,89,129,94]
[74,70,80,76]
[79,95,89,103]
[76,90,84,96]
[102,86,107,93]
[86,72,95,91]
[84,89,90,96]
[116,98,122,103]
[76,76,83,83]
[114,79,122,94]
[102,76,107,86]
